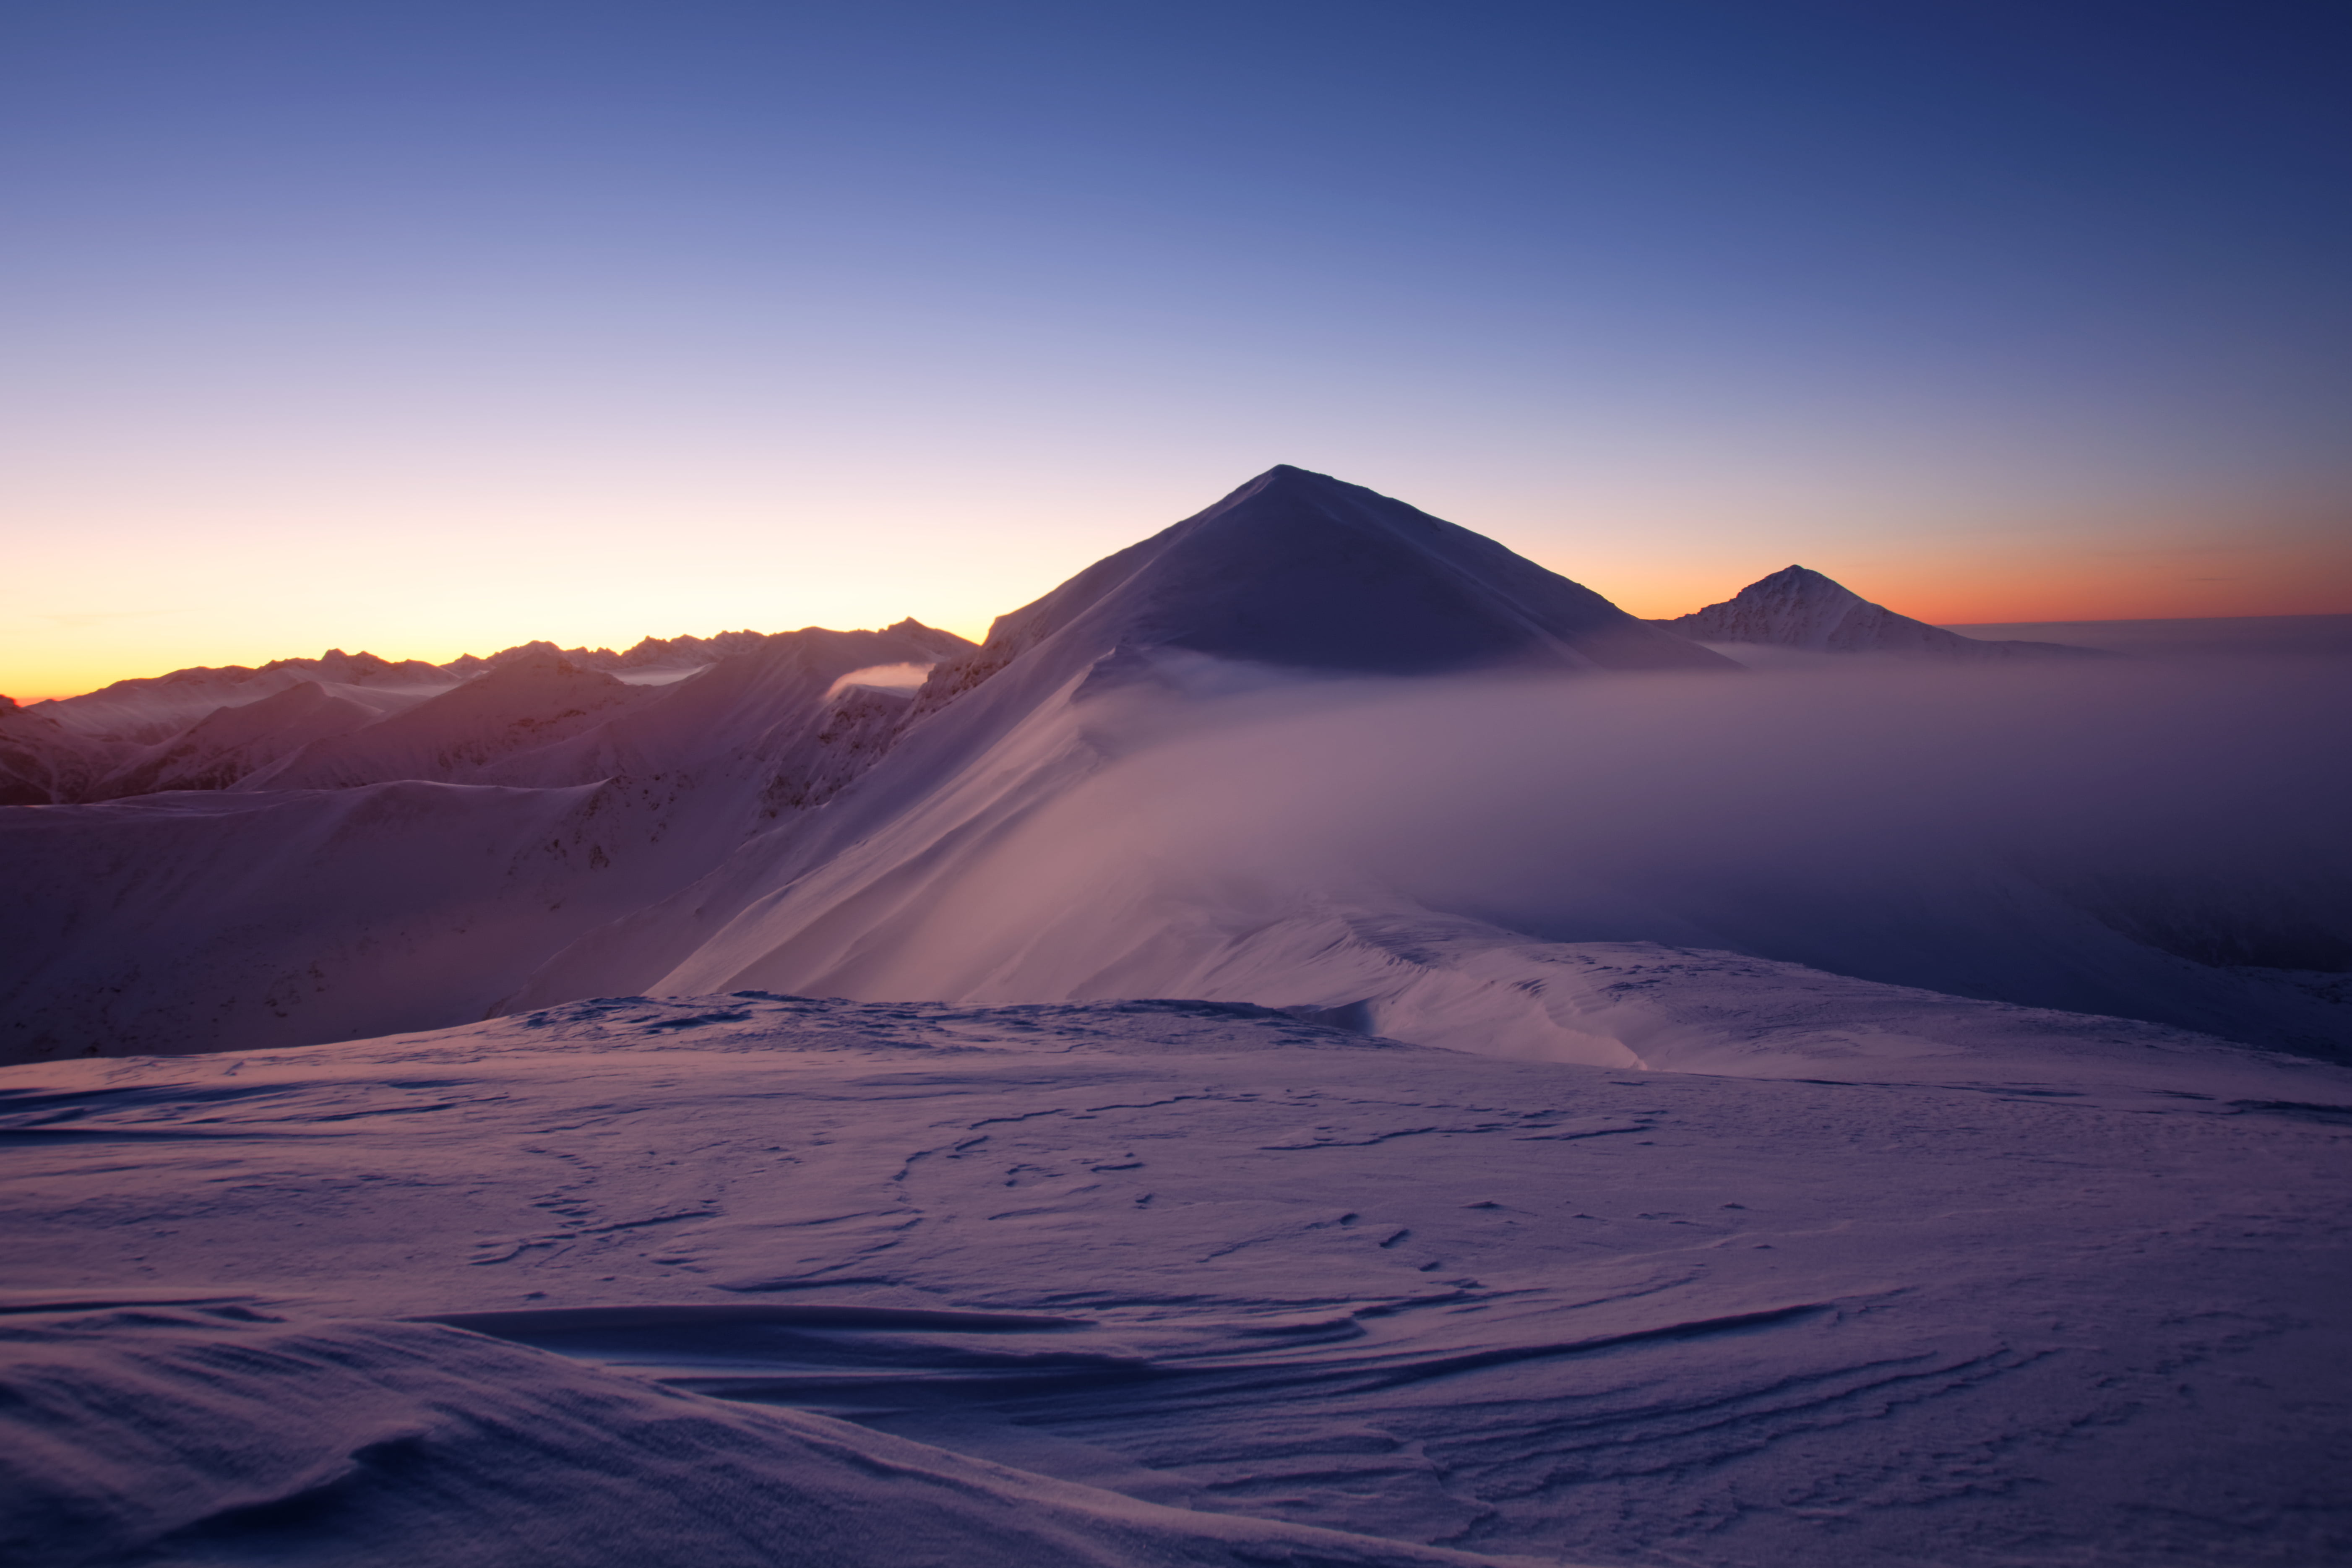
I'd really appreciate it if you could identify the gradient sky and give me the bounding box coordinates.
[5,0,2348,698]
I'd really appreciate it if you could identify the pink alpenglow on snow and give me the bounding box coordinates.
[3,468,2347,1568]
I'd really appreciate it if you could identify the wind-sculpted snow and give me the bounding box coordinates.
[4,997,2348,1565]
[1,1308,1532,1568]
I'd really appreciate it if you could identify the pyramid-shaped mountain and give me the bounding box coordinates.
[925,466,1733,703]
[1661,565,2102,659]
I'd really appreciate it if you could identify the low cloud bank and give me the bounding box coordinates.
[826,662,936,699]
[1027,654,2352,1048]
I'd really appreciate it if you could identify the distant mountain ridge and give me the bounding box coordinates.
[13,465,2326,1073]
[440,627,789,675]
[0,620,970,806]
[2,464,1745,1058]
[1659,565,2105,659]
[25,625,908,730]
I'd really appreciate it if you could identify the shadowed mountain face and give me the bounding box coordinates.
[1661,565,2102,659]
[929,466,1735,695]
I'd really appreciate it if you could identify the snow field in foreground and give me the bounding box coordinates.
[5,996,2349,1567]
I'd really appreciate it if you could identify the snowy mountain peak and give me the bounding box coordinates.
[917,465,1734,712]
[1756,564,1855,596]
[1662,565,2102,660]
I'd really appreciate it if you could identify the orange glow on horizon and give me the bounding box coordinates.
[9,486,2347,704]
[1594,522,2352,628]
[15,577,2349,708]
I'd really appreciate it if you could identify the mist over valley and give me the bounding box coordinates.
[6,467,2347,1568]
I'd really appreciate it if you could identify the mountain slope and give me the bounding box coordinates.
[237,653,649,790]
[510,471,2347,1066]
[4,625,967,805]
[1661,565,2103,658]
[0,622,975,1060]
[510,467,1737,1009]
[7,469,2337,1068]
[29,649,458,744]
[917,465,1731,707]
[93,680,382,798]
[0,697,117,805]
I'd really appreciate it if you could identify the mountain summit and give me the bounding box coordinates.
[929,466,1734,697]
[1661,565,2102,659]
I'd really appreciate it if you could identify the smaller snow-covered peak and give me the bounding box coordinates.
[917,464,1735,714]
[1662,567,2103,660]
[1755,564,1857,598]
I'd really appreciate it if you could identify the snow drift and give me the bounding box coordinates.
[3,1302,1528,1568]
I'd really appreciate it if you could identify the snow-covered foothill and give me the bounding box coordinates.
[230,652,648,791]
[90,681,384,800]
[27,649,459,745]
[0,696,116,807]
[0,623,974,1063]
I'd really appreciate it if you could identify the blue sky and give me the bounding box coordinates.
[5,0,2347,694]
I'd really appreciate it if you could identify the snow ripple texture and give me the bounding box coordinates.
[5,996,2349,1567]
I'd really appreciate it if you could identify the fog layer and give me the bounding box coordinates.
[934,654,2352,1053]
